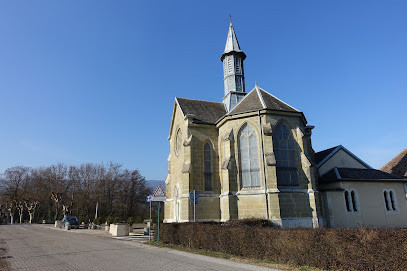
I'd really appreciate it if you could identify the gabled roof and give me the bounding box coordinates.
[228,85,300,116]
[380,148,407,178]
[315,145,372,169]
[314,146,339,165]
[176,97,226,125]
[319,167,406,183]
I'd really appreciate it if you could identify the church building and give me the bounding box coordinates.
[164,23,324,227]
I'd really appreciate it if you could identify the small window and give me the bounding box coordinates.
[384,189,398,212]
[344,191,351,212]
[384,191,390,211]
[235,58,241,73]
[175,129,182,156]
[351,191,358,212]
[227,57,233,74]
[344,190,359,213]
[236,77,241,91]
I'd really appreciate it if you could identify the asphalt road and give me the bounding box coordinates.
[0,224,279,271]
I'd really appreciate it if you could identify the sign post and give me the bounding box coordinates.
[146,195,152,241]
[189,190,199,222]
[151,185,166,244]
[157,201,160,244]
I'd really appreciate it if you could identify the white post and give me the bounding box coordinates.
[193,191,196,222]
[149,201,151,241]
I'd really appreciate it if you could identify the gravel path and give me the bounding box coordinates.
[0,224,278,271]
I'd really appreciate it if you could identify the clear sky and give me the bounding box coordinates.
[0,0,406,180]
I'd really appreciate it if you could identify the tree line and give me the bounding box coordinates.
[0,163,153,224]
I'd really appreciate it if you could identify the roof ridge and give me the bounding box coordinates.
[334,168,342,179]
[258,88,300,112]
[316,146,342,168]
[256,84,267,109]
[176,97,223,105]
[227,88,256,115]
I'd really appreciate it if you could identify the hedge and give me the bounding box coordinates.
[159,220,407,270]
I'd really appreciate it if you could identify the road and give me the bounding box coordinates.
[0,224,278,271]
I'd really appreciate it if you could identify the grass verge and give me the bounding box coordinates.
[146,241,321,271]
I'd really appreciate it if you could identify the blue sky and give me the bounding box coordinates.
[0,0,406,180]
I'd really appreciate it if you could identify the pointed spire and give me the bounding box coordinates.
[224,22,242,54]
[221,22,247,112]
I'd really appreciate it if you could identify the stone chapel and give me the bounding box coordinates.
[164,22,324,227]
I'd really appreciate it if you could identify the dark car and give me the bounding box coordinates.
[60,216,80,229]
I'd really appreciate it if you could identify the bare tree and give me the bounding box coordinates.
[1,163,152,223]
[16,201,24,223]
[25,200,39,224]
[6,201,16,224]
[50,192,62,220]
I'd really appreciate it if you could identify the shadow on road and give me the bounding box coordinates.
[0,238,10,271]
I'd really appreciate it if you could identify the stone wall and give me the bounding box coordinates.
[165,104,323,227]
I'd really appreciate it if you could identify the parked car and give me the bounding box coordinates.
[60,216,80,229]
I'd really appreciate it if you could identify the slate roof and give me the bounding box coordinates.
[314,146,338,165]
[319,167,406,183]
[175,85,301,126]
[380,148,407,178]
[176,97,226,125]
[228,86,300,116]
[314,145,372,169]
[223,22,243,55]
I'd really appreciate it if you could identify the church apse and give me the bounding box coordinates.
[164,22,324,227]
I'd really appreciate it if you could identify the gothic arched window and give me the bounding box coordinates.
[204,142,213,191]
[273,123,298,186]
[239,124,260,188]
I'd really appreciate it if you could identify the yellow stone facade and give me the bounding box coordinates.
[164,100,324,227]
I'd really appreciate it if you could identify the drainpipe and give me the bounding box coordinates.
[258,110,269,220]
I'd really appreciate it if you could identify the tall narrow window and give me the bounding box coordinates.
[235,58,241,74]
[204,142,213,191]
[239,124,260,188]
[384,191,390,211]
[390,191,396,210]
[351,191,358,212]
[384,190,398,211]
[175,129,182,156]
[273,123,298,186]
[344,190,359,213]
[345,191,351,212]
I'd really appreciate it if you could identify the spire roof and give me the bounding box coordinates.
[224,22,242,54]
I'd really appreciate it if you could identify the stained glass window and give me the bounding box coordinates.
[204,142,213,191]
[239,125,260,188]
[273,123,298,186]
